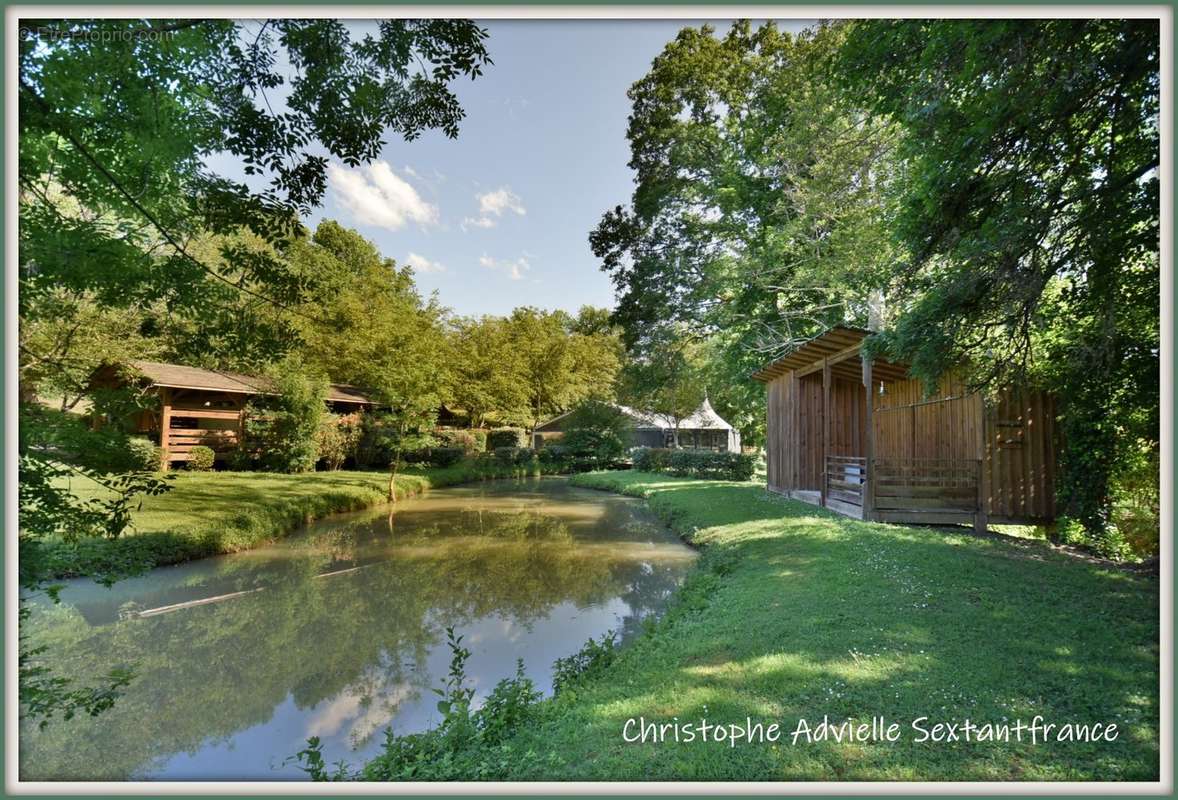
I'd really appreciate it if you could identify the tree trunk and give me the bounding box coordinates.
[387,421,406,502]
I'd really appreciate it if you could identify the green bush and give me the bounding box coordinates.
[436,428,487,453]
[493,446,536,466]
[124,436,162,472]
[354,414,397,468]
[237,360,328,473]
[470,429,488,453]
[487,427,527,449]
[315,413,363,471]
[429,447,466,467]
[551,630,618,696]
[633,447,754,481]
[187,445,215,472]
[560,399,632,465]
[632,447,673,472]
[668,449,756,481]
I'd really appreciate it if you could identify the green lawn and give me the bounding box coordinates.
[490,471,1159,781]
[37,462,534,579]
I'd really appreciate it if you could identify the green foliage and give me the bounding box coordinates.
[186,446,215,472]
[633,447,754,482]
[631,447,673,473]
[618,333,707,445]
[839,20,1159,546]
[446,316,533,428]
[487,427,528,449]
[492,446,535,467]
[1111,445,1159,559]
[123,437,161,472]
[237,360,328,474]
[436,428,485,453]
[315,413,363,471]
[493,307,623,429]
[593,22,896,442]
[551,630,618,696]
[666,450,756,481]
[354,413,398,469]
[559,399,632,465]
[428,447,466,468]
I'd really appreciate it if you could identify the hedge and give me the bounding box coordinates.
[488,427,528,449]
[632,447,755,482]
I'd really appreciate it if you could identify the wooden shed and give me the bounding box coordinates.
[90,360,372,469]
[753,327,1057,529]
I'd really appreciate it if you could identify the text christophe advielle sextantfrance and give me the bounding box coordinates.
[621,715,1119,748]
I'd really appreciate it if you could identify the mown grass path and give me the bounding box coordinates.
[497,471,1159,781]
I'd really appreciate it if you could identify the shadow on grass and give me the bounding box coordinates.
[539,474,1159,781]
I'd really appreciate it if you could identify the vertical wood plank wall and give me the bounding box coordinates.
[765,369,1057,522]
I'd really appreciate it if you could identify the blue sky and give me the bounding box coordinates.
[302,20,813,317]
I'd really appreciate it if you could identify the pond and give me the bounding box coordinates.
[20,477,697,781]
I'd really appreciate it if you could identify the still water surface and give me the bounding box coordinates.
[21,477,696,781]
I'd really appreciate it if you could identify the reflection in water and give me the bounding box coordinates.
[20,477,696,781]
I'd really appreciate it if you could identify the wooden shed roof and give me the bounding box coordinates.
[751,327,910,383]
[125,360,373,405]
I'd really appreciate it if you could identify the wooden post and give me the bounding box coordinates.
[861,352,875,521]
[158,387,172,472]
[821,358,831,508]
[974,393,989,533]
[791,371,801,495]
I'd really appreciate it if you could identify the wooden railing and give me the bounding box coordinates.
[163,427,240,460]
[824,456,867,510]
[824,456,984,526]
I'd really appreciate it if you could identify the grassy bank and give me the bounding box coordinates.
[37,461,553,579]
[486,471,1159,781]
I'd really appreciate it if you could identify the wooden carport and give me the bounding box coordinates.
[754,327,1057,529]
[90,361,373,470]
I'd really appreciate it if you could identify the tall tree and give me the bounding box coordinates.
[505,308,621,429]
[839,19,1160,544]
[446,316,532,428]
[619,332,707,448]
[285,221,452,499]
[591,21,898,438]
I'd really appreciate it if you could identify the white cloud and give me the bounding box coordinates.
[405,252,445,274]
[463,186,526,230]
[479,253,530,281]
[327,161,438,231]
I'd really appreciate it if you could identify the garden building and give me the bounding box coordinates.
[533,399,742,453]
[89,360,372,469]
[753,327,1058,529]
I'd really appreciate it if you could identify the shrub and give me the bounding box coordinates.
[552,630,618,696]
[493,446,536,466]
[237,359,328,473]
[633,447,754,481]
[632,447,673,473]
[487,427,528,449]
[470,429,488,453]
[354,413,398,469]
[316,413,363,470]
[538,444,569,464]
[667,449,756,481]
[125,436,163,472]
[560,399,632,465]
[429,447,466,467]
[435,428,487,454]
[187,445,215,472]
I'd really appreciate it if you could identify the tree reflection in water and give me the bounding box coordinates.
[20,478,695,781]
